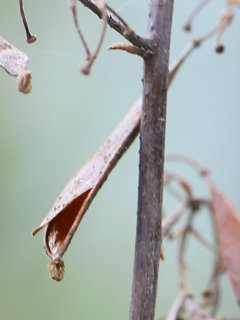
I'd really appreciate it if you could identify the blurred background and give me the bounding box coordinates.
[0,0,239,319]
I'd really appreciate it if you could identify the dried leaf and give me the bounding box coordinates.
[210,183,240,304]
[33,98,141,278]
[0,36,32,93]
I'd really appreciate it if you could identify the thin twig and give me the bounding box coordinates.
[69,0,91,57]
[165,291,187,320]
[215,3,234,53]
[168,26,218,86]
[70,0,108,74]
[201,252,221,315]
[164,172,193,197]
[183,0,216,31]
[165,183,185,201]
[190,226,217,252]
[166,154,209,177]
[178,210,195,293]
[162,201,188,237]
[105,4,131,32]
[19,0,36,43]
[201,202,222,315]
[177,208,218,319]
[81,0,107,74]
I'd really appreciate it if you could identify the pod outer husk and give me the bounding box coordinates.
[0,36,29,76]
[33,98,141,260]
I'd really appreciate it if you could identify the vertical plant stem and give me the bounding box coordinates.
[129,1,174,319]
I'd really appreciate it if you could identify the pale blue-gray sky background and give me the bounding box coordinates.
[0,1,239,319]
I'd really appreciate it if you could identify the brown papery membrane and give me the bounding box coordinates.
[45,189,91,259]
[210,182,240,305]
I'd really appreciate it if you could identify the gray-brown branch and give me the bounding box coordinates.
[129,1,174,319]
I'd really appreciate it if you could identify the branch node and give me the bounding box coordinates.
[123,28,134,37]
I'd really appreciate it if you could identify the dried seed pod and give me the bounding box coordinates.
[0,36,32,93]
[183,23,191,32]
[48,259,65,281]
[33,99,142,280]
[215,43,225,54]
[17,70,32,93]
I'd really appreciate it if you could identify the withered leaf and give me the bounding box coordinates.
[33,99,141,272]
[0,36,32,93]
[210,182,240,304]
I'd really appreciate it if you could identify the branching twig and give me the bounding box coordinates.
[174,203,219,319]
[168,24,218,85]
[183,0,237,54]
[69,0,91,56]
[78,0,154,55]
[178,210,195,293]
[70,0,107,74]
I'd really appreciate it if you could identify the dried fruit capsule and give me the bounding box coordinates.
[215,43,225,54]
[17,70,32,93]
[48,259,65,281]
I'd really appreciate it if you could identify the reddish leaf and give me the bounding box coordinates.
[210,183,240,304]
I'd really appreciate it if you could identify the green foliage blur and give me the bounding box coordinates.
[0,0,239,319]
